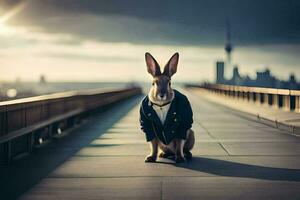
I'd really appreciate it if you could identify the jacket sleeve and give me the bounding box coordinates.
[139,104,156,142]
[177,96,193,139]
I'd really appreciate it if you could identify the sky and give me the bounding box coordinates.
[0,0,299,83]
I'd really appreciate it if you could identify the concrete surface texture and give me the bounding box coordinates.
[1,89,300,200]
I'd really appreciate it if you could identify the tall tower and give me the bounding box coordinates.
[224,19,233,80]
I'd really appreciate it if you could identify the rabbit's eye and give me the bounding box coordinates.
[152,82,155,86]
[169,82,171,86]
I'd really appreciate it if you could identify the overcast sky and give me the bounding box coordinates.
[0,0,299,82]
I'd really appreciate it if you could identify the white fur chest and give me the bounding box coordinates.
[152,103,171,125]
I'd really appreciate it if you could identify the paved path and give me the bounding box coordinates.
[2,89,300,199]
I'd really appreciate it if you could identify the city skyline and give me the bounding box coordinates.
[216,60,300,90]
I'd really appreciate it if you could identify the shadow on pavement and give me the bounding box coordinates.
[176,157,300,182]
[0,95,142,200]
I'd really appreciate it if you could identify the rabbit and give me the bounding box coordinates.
[139,52,195,163]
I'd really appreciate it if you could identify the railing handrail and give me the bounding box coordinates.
[0,87,130,107]
[0,87,142,164]
[186,83,300,113]
[202,83,299,96]
[0,109,83,144]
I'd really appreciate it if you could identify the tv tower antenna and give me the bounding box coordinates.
[224,19,233,80]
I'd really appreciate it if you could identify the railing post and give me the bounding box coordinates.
[228,90,232,98]
[241,91,245,101]
[226,90,229,97]
[48,124,53,139]
[28,132,35,153]
[234,91,237,99]
[246,92,251,102]
[256,93,259,104]
[249,92,254,103]
[233,90,237,99]
[273,94,279,109]
[258,93,264,104]
[283,95,291,111]
[232,90,236,99]
[262,93,268,105]
[243,92,248,101]
[295,96,300,113]
[4,141,12,164]
[237,91,241,100]
[267,94,272,106]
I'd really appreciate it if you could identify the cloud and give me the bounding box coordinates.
[0,0,299,83]
[42,52,139,62]
[3,0,300,46]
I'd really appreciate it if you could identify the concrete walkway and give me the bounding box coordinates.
[2,89,300,199]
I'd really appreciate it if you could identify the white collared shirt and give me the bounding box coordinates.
[152,103,171,125]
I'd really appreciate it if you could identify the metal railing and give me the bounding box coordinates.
[0,87,141,164]
[187,83,300,113]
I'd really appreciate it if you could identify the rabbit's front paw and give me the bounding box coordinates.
[145,155,157,162]
[175,156,186,163]
[159,152,174,158]
[184,151,193,161]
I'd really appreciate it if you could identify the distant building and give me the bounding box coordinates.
[255,68,276,88]
[224,20,233,80]
[214,61,300,90]
[39,75,47,85]
[231,65,242,85]
[216,61,225,84]
[287,74,298,90]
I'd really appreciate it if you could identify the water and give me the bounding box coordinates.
[0,81,138,101]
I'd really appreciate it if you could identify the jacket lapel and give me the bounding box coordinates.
[163,96,177,129]
[143,98,163,127]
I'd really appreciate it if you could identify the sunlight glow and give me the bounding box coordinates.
[0,1,28,24]
[0,1,28,35]
[0,22,14,34]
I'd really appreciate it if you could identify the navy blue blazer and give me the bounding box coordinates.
[139,90,193,145]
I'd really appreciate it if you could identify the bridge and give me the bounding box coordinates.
[1,85,300,199]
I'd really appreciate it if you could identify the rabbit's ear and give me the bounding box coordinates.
[145,52,161,76]
[163,52,179,77]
